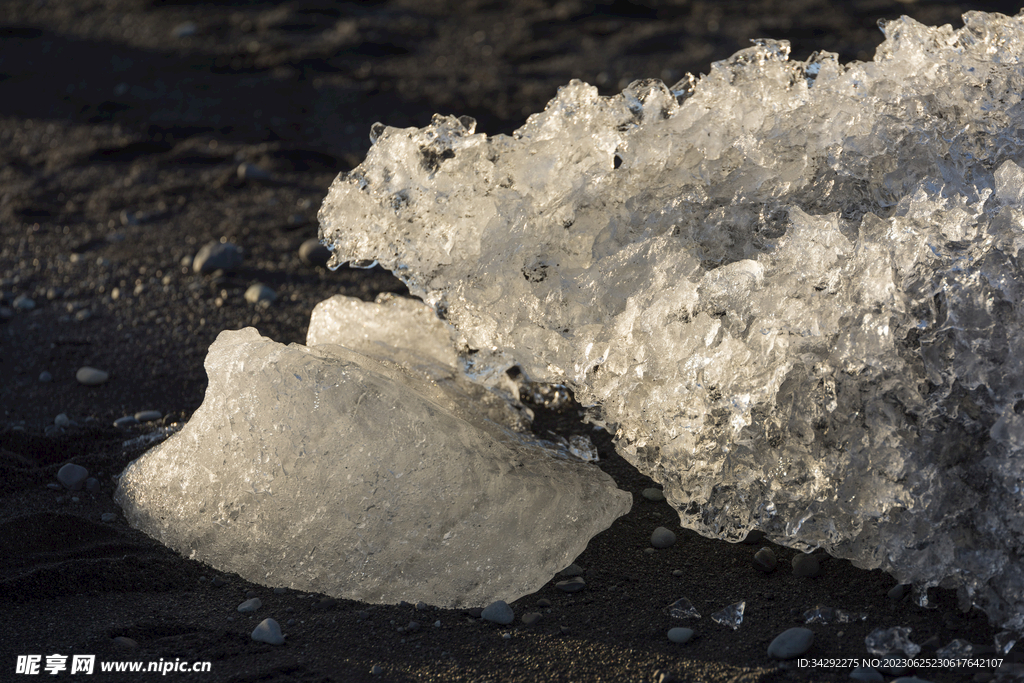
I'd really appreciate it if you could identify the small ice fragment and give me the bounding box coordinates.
[865,626,920,657]
[710,601,745,630]
[995,630,1018,654]
[665,597,700,620]
[935,638,973,659]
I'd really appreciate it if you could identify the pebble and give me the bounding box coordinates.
[522,612,542,625]
[642,488,665,502]
[172,21,197,38]
[12,293,35,310]
[370,664,383,675]
[850,667,884,682]
[193,242,243,274]
[558,563,584,577]
[113,416,139,429]
[667,627,694,644]
[555,577,586,593]
[238,162,272,181]
[237,598,262,613]
[244,283,276,304]
[273,587,287,595]
[101,512,118,522]
[768,627,815,659]
[672,569,685,577]
[481,600,514,625]
[75,367,109,386]
[792,554,821,577]
[299,239,332,268]
[134,410,162,422]
[112,636,138,649]
[888,584,909,600]
[537,598,552,608]
[752,547,777,573]
[57,463,89,491]
[38,371,52,382]
[54,413,71,428]
[651,526,677,549]
[251,618,284,645]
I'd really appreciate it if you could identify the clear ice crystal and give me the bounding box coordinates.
[114,297,631,608]
[318,10,1024,629]
[936,638,974,659]
[803,605,867,625]
[995,630,1018,654]
[710,601,745,630]
[865,627,920,657]
[665,597,701,620]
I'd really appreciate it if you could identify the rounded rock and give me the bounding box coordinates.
[134,410,162,422]
[752,547,777,573]
[101,512,118,522]
[251,618,284,645]
[481,600,514,625]
[238,598,262,613]
[558,563,584,577]
[57,463,89,491]
[38,371,52,383]
[75,367,109,386]
[555,576,586,593]
[651,526,677,549]
[522,612,542,625]
[12,294,35,311]
[850,667,884,683]
[244,283,276,304]
[112,636,138,649]
[668,627,694,643]
[54,413,71,428]
[792,554,821,577]
[193,242,243,274]
[113,416,139,429]
[642,487,665,502]
[768,627,815,659]
[299,239,332,268]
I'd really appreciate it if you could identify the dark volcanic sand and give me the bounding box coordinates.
[2,2,1023,681]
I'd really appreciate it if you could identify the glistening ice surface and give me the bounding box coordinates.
[319,12,1024,627]
[114,299,631,608]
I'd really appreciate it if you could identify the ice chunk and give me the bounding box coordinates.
[114,323,631,608]
[318,11,1024,628]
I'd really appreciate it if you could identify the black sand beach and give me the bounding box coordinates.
[2,2,1022,681]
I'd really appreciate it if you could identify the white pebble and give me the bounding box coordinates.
[251,618,284,645]
[245,283,277,304]
[76,367,109,386]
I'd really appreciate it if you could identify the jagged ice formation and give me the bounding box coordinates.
[319,12,1024,628]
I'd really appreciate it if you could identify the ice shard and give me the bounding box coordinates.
[114,296,631,608]
[318,12,1024,628]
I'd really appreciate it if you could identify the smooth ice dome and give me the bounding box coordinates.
[114,297,631,607]
[319,11,1024,628]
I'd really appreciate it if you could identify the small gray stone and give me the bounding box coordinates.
[112,636,138,649]
[792,554,821,577]
[481,600,514,625]
[113,416,139,429]
[768,627,815,659]
[101,512,118,523]
[651,526,677,549]
[251,618,284,645]
[558,563,584,577]
[238,598,262,613]
[134,410,162,422]
[888,584,909,600]
[238,162,272,180]
[668,627,694,643]
[38,371,52,382]
[12,294,35,310]
[76,367,109,386]
[299,239,332,267]
[54,413,71,428]
[370,664,383,675]
[850,667,884,683]
[522,612,542,625]
[244,283,276,304]
[642,487,665,502]
[752,547,777,573]
[172,21,197,38]
[193,242,243,274]
[537,598,552,608]
[556,576,586,592]
[57,463,89,491]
